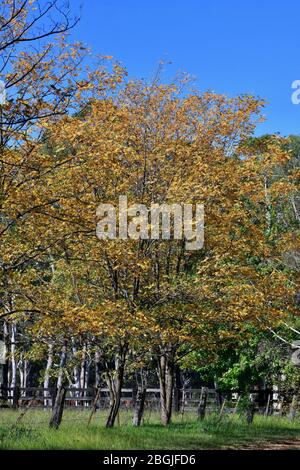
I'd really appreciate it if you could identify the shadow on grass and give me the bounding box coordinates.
[1,412,300,450]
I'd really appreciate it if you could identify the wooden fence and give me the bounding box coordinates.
[0,386,288,415]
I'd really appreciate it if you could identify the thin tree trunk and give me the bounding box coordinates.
[219,398,227,417]
[1,321,9,399]
[44,343,53,406]
[173,365,182,413]
[57,343,67,389]
[49,386,66,429]
[105,345,128,428]
[20,359,29,389]
[95,348,101,387]
[157,347,175,426]
[80,344,87,397]
[233,395,240,414]
[264,393,271,417]
[197,387,208,420]
[88,387,101,427]
[80,343,90,406]
[19,359,24,392]
[10,323,17,389]
[132,388,146,426]
[71,340,80,387]
[18,357,29,397]
[246,395,255,424]
[289,395,297,421]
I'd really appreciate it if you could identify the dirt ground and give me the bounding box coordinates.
[226,439,300,450]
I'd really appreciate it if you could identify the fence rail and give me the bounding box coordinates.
[0,386,287,414]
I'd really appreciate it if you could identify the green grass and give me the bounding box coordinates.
[1,409,300,449]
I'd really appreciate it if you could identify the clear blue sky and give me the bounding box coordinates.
[71,0,300,136]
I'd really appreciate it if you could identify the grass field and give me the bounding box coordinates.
[1,409,300,449]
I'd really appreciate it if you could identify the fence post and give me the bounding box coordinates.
[49,386,66,429]
[12,386,20,409]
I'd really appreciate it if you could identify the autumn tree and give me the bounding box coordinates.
[22,71,296,427]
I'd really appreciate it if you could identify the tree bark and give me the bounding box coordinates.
[80,344,87,392]
[197,387,208,420]
[49,386,66,429]
[105,345,128,428]
[71,339,80,390]
[246,395,255,424]
[19,358,29,390]
[95,348,101,387]
[173,365,182,413]
[132,388,146,426]
[87,387,101,427]
[10,323,17,389]
[57,343,67,389]
[80,343,90,406]
[44,343,53,406]
[1,321,9,399]
[289,394,297,421]
[157,346,175,426]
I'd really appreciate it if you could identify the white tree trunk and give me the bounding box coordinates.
[57,343,67,388]
[10,323,17,389]
[44,343,53,406]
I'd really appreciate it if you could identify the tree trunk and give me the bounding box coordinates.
[173,365,182,413]
[289,395,297,421]
[95,349,101,387]
[80,345,87,392]
[19,358,29,390]
[10,323,17,389]
[157,347,175,426]
[87,387,101,427]
[44,344,53,406]
[132,388,146,426]
[105,345,128,428]
[197,387,208,420]
[80,343,90,406]
[1,321,9,399]
[71,339,80,389]
[49,386,66,429]
[246,395,255,424]
[57,343,67,389]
